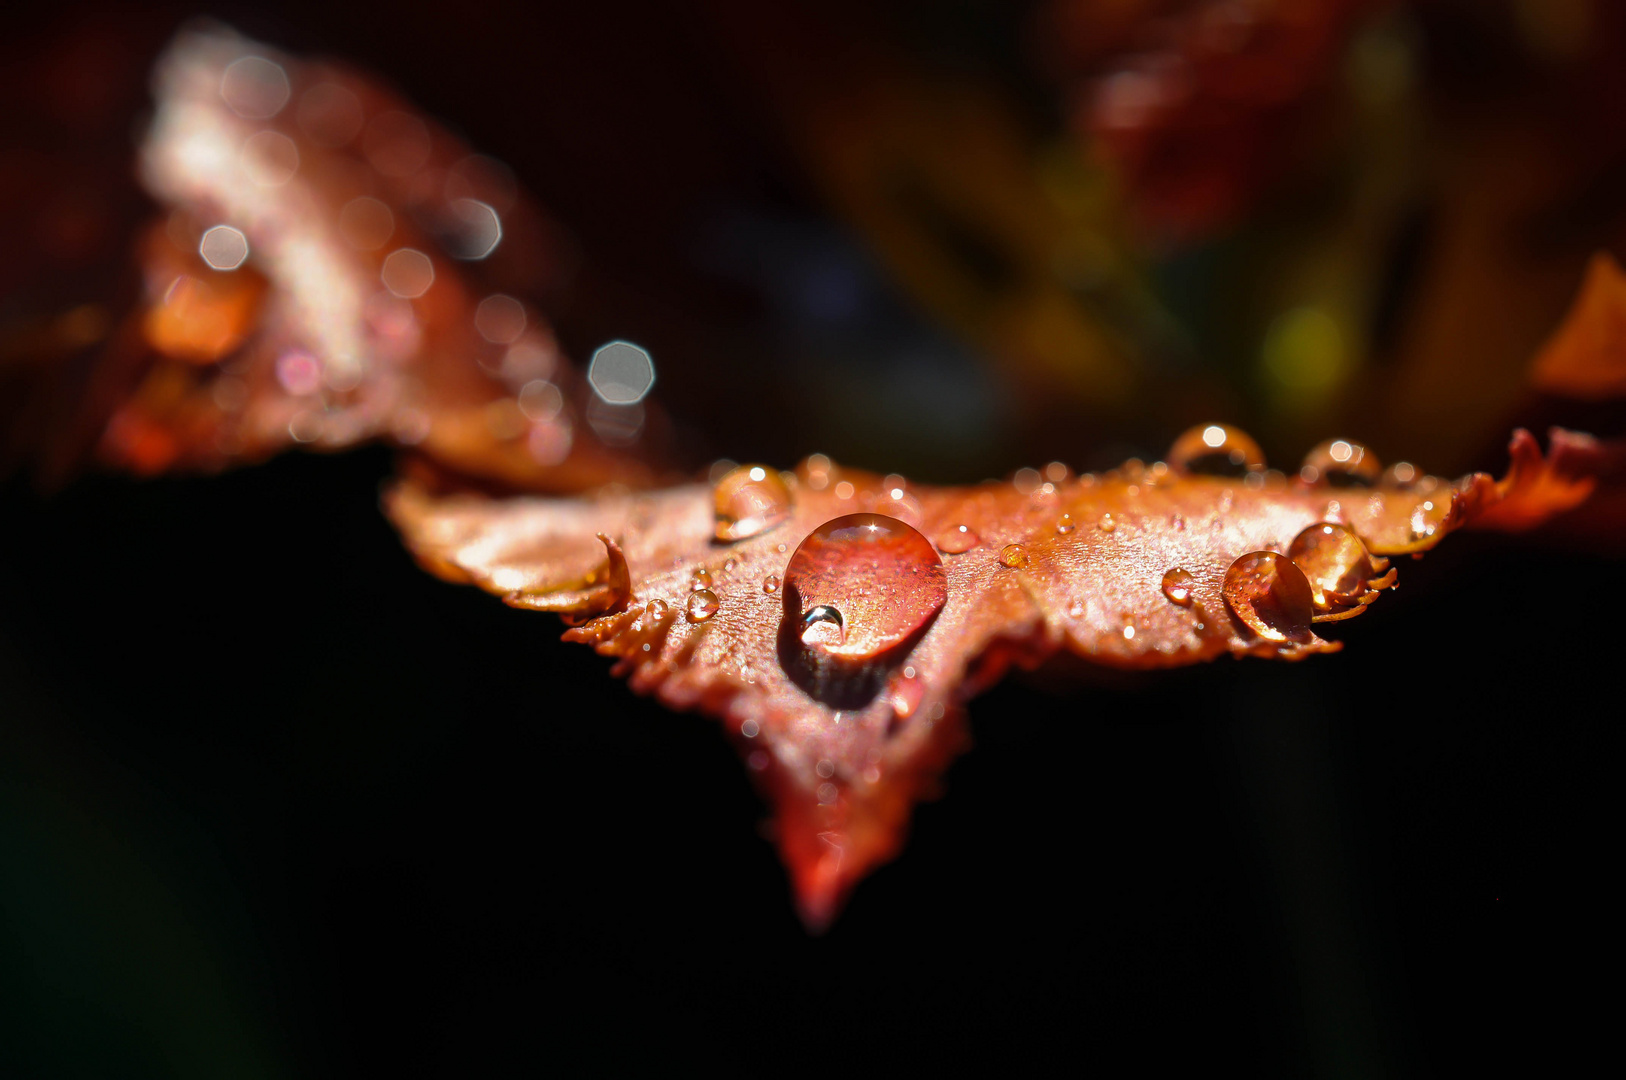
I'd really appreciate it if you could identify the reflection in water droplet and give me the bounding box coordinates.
[782,514,946,661]
[1223,552,1315,643]
[691,568,713,591]
[1168,422,1266,476]
[1302,438,1382,486]
[935,524,980,554]
[713,464,793,541]
[800,604,845,647]
[686,589,719,622]
[1288,522,1374,611]
[999,544,1027,568]
[762,574,780,594]
[1098,513,1116,533]
[646,598,669,620]
[1161,567,1196,606]
[1056,513,1075,534]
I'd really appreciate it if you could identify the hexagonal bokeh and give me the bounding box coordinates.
[587,341,656,404]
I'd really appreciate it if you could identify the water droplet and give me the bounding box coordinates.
[1302,438,1381,486]
[686,589,719,622]
[691,568,713,591]
[1288,522,1374,611]
[1055,513,1076,534]
[1097,513,1116,533]
[999,544,1028,568]
[782,514,947,661]
[1161,567,1197,606]
[763,574,780,594]
[935,524,981,554]
[1223,552,1315,643]
[645,598,669,620]
[1168,422,1266,476]
[1385,461,1418,487]
[1409,497,1449,540]
[713,463,793,541]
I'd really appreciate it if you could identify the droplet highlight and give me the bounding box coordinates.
[1055,513,1075,534]
[762,574,780,594]
[999,544,1027,568]
[1223,551,1315,643]
[713,463,793,542]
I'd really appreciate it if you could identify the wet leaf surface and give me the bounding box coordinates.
[386,424,1598,924]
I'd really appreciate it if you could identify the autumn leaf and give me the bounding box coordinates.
[385,420,1601,927]
[52,26,664,492]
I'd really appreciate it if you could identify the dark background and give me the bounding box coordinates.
[2,2,1618,1075]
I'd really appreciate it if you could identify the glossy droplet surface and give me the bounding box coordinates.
[783,514,946,661]
[1055,513,1075,534]
[713,464,793,541]
[645,598,668,619]
[999,544,1027,568]
[691,568,712,591]
[1168,423,1266,477]
[934,524,980,554]
[686,589,719,622]
[1301,438,1381,487]
[1288,522,1374,611]
[1097,513,1115,533]
[762,574,780,594]
[1223,551,1315,643]
[1161,567,1197,606]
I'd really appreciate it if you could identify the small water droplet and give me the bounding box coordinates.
[1302,438,1382,487]
[645,598,668,619]
[1055,513,1076,534]
[691,568,712,591]
[713,463,793,541]
[686,589,719,622]
[1223,552,1315,643]
[999,544,1028,568]
[762,573,780,594]
[1161,567,1197,606]
[935,524,980,554]
[1168,422,1266,476]
[1097,513,1116,533]
[800,604,845,647]
[1288,522,1374,611]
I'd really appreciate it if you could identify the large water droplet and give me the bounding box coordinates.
[1161,567,1196,606]
[782,514,946,662]
[686,589,719,622]
[1168,422,1266,476]
[934,524,980,554]
[1223,551,1315,642]
[713,463,793,541]
[1288,522,1374,611]
[1301,438,1381,487]
[999,544,1027,568]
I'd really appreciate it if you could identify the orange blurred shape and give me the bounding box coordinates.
[1529,252,1626,401]
[142,270,266,364]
